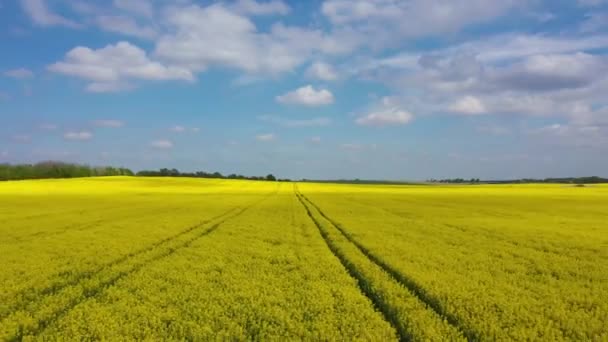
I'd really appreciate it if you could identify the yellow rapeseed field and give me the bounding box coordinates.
[1,177,606,340]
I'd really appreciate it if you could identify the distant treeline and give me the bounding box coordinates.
[0,162,134,181]
[428,178,481,183]
[430,177,608,184]
[136,168,290,182]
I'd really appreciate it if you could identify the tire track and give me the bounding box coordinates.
[2,190,277,340]
[296,188,478,341]
[0,206,239,321]
[293,188,408,342]
[2,185,268,316]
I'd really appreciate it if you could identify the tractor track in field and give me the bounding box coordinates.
[2,190,278,340]
[295,187,478,342]
[1,206,238,320]
[9,204,197,242]
[294,188,409,342]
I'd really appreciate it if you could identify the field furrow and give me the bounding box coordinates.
[33,184,396,340]
[294,186,467,341]
[298,183,608,340]
[0,189,275,340]
[1,178,606,340]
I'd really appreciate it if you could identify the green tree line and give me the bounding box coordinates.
[0,161,133,181]
[136,168,288,182]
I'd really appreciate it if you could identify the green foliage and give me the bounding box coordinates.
[136,169,284,181]
[0,161,133,181]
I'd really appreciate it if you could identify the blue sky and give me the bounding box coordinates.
[1,0,608,180]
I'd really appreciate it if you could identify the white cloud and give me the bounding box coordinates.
[458,33,608,63]
[256,133,276,142]
[306,62,338,81]
[154,4,357,76]
[48,41,194,92]
[356,98,414,126]
[276,85,334,106]
[150,139,173,149]
[113,0,153,18]
[4,68,34,79]
[356,108,413,126]
[321,0,526,46]
[64,131,93,141]
[169,125,200,133]
[96,16,157,39]
[310,136,322,143]
[448,96,487,115]
[20,0,80,28]
[231,0,290,16]
[491,53,608,92]
[93,119,125,127]
[170,125,186,132]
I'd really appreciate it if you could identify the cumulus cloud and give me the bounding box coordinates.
[356,109,413,126]
[20,0,80,28]
[276,85,334,106]
[154,4,357,76]
[321,0,526,46]
[170,125,186,133]
[256,133,276,141]
[4,68,34,79]
[169,125,199,133]
[305,62,338,81]
[448,96,487,115]
[96,16,157,40]
[64,131,93,141]
[490,53,608,92]
[48,41,194,92]
[150,139,173,149]
[356,98,414,126]
[93,119,125,127]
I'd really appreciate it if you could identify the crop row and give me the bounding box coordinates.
[298,183,608,340]
[0,190,275,340]
[32,186,397,340]
[294,185,468,341]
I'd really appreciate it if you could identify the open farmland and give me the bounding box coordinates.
[1,177,607,340]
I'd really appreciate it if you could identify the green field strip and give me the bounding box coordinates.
[294,187,465,341]
[0,192,276,340]
[298,191,479,341]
